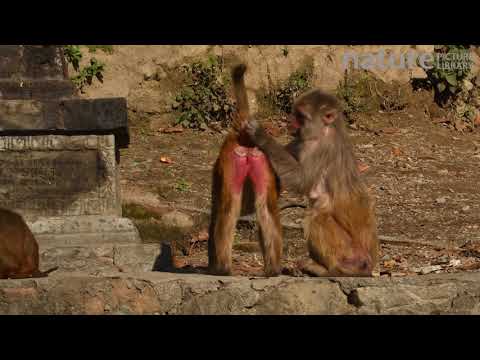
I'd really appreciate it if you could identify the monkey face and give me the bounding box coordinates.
[291,105,338,140]
[291,89,342,139]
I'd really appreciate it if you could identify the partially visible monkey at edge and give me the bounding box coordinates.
[208,64,283,277]
[0,208,58,279]
[244,88,378,277]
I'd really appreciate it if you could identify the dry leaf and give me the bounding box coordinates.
[392,147,402,156]
[162,127,184,134]
[197,229,209,242]
[432,117,449,124]
[382,127,399,134]
[160,156,174,164]
[454,119,467,132]
[357,162,370,173]
[383,259,397,268]
[475,114,480,126]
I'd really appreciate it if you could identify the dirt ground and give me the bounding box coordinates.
[119,87,480,278]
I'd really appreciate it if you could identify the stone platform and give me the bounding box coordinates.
[0,271,479,315]
[0,45,138,245]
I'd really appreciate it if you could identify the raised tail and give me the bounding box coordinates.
[231,63,250,124]
[33,266,59,278]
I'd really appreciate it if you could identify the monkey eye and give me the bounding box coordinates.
[323,110,337,125]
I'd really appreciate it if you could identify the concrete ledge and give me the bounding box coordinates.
[29,216,142,246]
[39,243,161,274]
[1,272,479,314]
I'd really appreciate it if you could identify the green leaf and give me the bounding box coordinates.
[437,83,446,93]
[445,73,458,86]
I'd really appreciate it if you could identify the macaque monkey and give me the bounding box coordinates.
[245,89,378,277]
[208,64,283,277]
[0,208,58,279]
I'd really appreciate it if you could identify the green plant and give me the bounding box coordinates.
[419,45,472,106]
[175,178,191,192]
[336,70,407,117]
[85,45,114,54]
[62,45,110,92]
[71,58,105,91]
[172,56,236,130]
[264,64,314,115]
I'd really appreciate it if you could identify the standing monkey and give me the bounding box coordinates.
[245,89,378,277]
[208,64,283,277]
[0,208,58,279]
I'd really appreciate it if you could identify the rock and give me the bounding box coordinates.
[160,211,194,229]
[2,272,480,314]
[462,205,471,213]
[154,67,167,81]
[449,259,461,267]
[438,169,449,175]
[418,265,443,275]
[463,80,474,91]
[140,62,158,81]
[433,255,450,265]
[436,197,447,204]
[382,254,392,261]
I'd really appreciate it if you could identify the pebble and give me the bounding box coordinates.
[435,197,447,204]
[419,265,443,275]
[462,205,471,212]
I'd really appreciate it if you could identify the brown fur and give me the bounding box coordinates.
[0,208,58,279]
[208,64,283,277]
[246,88,378,277]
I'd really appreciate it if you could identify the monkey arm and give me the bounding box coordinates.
[249,125,304,193]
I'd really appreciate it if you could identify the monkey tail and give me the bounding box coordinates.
[32,266,59,278]
[231,64,250,123]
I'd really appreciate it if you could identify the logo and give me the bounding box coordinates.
[342,49,472,71]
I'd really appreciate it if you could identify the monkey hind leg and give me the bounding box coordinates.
[209,192,242,276]
[208,163,244,276]
[250,155,283,277]
[256,195,283,277]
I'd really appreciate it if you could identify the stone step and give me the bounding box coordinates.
[39,243,162,275]
[1,272,480,315]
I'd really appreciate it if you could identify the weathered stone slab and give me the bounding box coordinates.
[0,45,74,99]
[1,272,480,315]
[0,98,129,147]
[0,79,75,100]
[0,134,140,245]
[0,45,67,80]
[38,243,160,274]
[30,216,141,246]
[0,135,120,218]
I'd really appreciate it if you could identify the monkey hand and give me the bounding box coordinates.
[244,118,260,138]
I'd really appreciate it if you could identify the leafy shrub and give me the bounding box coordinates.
[172,56,236,130]
[62,45,111,92]
[417,45,472,106]
[261,63,314,115]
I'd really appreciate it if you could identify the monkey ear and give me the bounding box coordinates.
[323,109,337,125]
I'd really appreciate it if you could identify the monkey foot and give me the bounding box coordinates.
[298,259,330,277]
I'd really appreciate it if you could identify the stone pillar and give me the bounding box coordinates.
[0,45,140,246]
